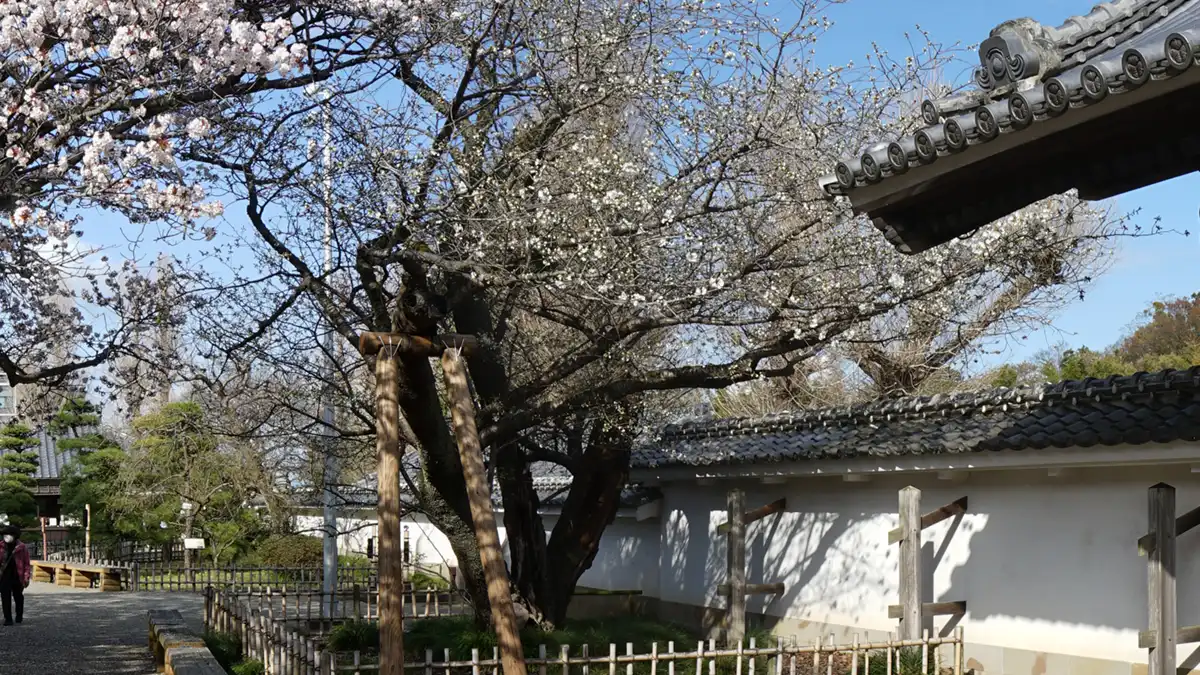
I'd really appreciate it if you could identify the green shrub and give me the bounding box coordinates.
[860,647,937,675]
[232,660,266,675]
[256,535,324,567]
[203,631,243,670]
[409,570,449,590]
[328,619,381,653]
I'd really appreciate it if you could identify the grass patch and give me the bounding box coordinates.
[409,570,450,590]
[231,661,266,675]
[203,630,242,670]
[204,630,268,675]
[328,619,381,653]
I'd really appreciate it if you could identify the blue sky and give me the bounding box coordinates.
[811,0,1200,366]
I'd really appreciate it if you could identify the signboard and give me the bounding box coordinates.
[183,538,206,550]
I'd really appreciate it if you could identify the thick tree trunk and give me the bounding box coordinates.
[506,420,632,628]
[497,444,552,623]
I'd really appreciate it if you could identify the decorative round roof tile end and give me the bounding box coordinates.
[886,142,908,173]
[1122,48,1150,86]
[1044,78,1070,115]
[974,107,999,140]
[860,152,882,183]
[1165,32,1195,73]
[1008,94,1034,128]
[1080,65,1109,101]
[920,99,940,126]
[834,162,855,189]
[914,130,938,164]
[943,119,967,151]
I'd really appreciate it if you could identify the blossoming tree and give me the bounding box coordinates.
[0,0,413,389]
[163,0,1135,627]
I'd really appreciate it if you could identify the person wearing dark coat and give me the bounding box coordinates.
[0,524,31,625]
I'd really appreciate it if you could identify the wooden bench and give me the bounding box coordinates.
[148,609,225,675]
[31,561,63,584]
[54,563,125,591]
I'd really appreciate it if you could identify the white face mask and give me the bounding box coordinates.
[2,535,12,544]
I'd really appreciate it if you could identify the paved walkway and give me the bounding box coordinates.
[5,583,205,675]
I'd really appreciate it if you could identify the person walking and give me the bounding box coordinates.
[0,524,31,625]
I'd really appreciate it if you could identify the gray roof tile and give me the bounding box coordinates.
[0,428,91,482]
[631,367,1200,469]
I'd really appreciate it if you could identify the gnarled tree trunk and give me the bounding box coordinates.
[502,418,633,628]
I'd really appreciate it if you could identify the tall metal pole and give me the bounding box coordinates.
[312,87,340,616]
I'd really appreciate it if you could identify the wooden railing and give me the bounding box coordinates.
[205,588,966,675]
[131,563,381,593]
[222,585,469,626]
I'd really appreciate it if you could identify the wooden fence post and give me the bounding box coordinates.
[442,349,527,675]
[1149,483,1177,675]
[726,488,747,645]
[898,486,923,641]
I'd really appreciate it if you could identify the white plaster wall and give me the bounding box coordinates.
[565,517,661,595]
[294,512,459,570]
[493,514,659,593]
[296,509,659,594]
[655,467,1200,665]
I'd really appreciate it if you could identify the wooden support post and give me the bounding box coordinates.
[718,582,785,596]
[374,347,405,675]
[726,489,747,645]
[441,350,527,675]
[898,486,922,641]
[887,601,967,619]
[1138,502,1200,555]
[1149,483,1177,675]
[716,498,786,534]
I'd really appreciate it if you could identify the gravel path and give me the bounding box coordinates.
[5,583,205,675]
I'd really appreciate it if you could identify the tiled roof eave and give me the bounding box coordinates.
[819,0,1200,200]
[633,367,1200,469]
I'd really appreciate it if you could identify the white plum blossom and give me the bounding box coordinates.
[185,118,212,140]
[10,207,34,227]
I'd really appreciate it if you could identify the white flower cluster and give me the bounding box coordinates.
[0,0,405,228]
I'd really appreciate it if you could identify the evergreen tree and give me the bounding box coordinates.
[52,397,124,543]
[50,396,118,454]
[0,422,40,527]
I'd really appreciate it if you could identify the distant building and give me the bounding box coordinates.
[0,425,87,526]
[0,374,16,423]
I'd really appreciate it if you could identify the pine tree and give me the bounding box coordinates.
[50,396,117,454]
[0,422,40,527]
[52,397,123,543]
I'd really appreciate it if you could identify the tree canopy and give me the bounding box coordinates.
[104,402,262,564]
